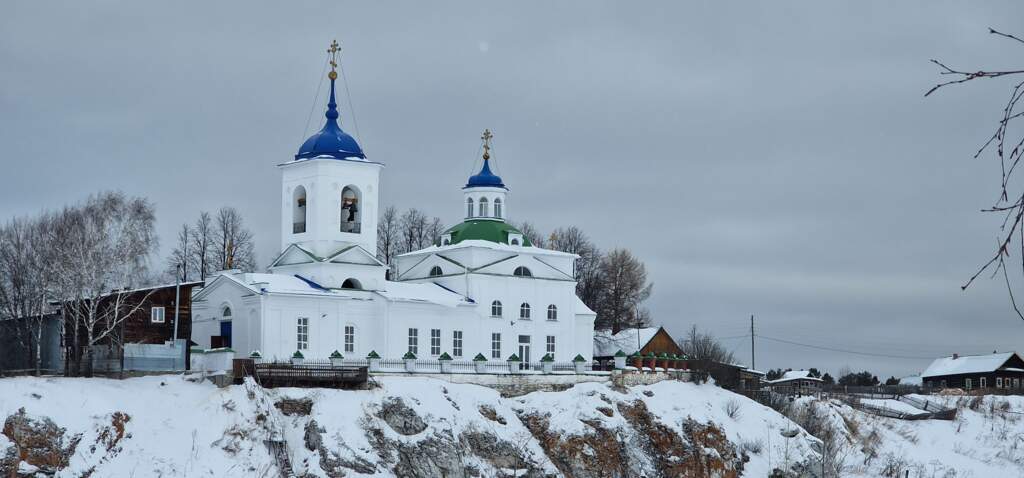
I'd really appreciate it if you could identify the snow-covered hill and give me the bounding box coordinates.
[0,375,821,477]
[786,394,1024,477]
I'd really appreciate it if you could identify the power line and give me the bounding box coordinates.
[756,334,936,360]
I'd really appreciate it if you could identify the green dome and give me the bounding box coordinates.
[440,220,532,246]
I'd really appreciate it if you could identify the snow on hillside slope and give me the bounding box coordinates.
[0,375,821,477]
[788,394,1024,477]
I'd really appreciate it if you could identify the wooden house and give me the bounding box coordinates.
[592,326,684,369]
[768,370,823,396]
[920,352,1024,391]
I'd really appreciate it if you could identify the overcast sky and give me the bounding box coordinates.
[3,2,1024,378]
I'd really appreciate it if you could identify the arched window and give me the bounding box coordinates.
[520,303,531,319]
[429,266,443,277]
[491,300,502,318]
[547,305,558,321]
[466,198,474,218]
[494,198,502,218]
[479,197,489,217]
[510,238,520,246]
[222,306,232,318]
[293,186,307,234]
[341,278,362,290]
[513,266,532,277]
[341,186,362,233]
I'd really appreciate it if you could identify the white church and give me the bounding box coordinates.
[192,45,596,364]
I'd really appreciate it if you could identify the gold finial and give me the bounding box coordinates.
[481,129,493,160]
[327,40,341,80]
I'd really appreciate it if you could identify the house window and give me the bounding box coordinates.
[494,198,502,218]
[997,377,1004,388]
[520,303,531,320]
[513,266,532,277]
[466,198,474,218]
[1014,378,1021,389]
[965,378,972,390]
[408,328,418,355]
[297,317,309,350]
[490,300,502,318]
[151,306,165,323]
[430,329,441,356]
[453,330,463,357]
[979,377,987,389]
[344,325,355,353]
[547,304,557,321]
[429,266,443,277]
[491,333,501,359]
[479,197,489,217]
[546,335,555,356]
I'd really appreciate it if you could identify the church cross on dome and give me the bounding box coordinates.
[481,129,493,160]
[327,40,341,79]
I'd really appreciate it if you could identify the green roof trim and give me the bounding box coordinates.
[614,350,627,358]
[366,350,381,359]
[330,350,344,359]
[473,353,488,362]
[292,351,304,359]
[403,351,417,360]
[438,352,453,360]
[540,353,555,362]
[507,353,521,362]
[573,354,587,362]
[440,220,532,246]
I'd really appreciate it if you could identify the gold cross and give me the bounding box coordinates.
[327,40,341,76]
[481,129,493,160]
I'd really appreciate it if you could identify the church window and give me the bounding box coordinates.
[222,306,232,318]
[344,325,355,353]
[513,266,532,277]
[547,304,558,321]
[490,300,502,318]
[429,266,443,277]
[150,307,165,324]
[297,317,309,350]
[430,329,441,356]
[293,186,307,234]
[466,198,474,218]
[494,198,502,218]
[453,330,463,357]
[479,197,489,217]
[341,185,362,233]
[491,333,501,359]
[408,328,418,355]
[510,238,520,246]
[546,335,556,356]
[520,303,531,320]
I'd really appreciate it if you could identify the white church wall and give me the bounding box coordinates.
[280,158,382,259]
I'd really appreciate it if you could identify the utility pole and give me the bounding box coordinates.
[750,315,755,370]
[173,263,181,343]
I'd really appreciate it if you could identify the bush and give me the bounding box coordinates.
[724,399,742,420]
[739,438,764,455]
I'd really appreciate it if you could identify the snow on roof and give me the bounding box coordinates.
[769,370,823,384]
[376,281,467,308]
[899,375,923,386]
[593,327,660,357]
[573,296,596,317]
[214,273,468,307]
[920,352,1022,379]
[399,239,579,259]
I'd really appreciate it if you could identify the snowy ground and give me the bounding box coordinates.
[0,375,827,477]
[789,394,1024,477]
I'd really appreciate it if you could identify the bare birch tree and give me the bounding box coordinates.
[377,205,400,266]
[49,191,158,376]
[166,223,192,281]
[0,216,54,374]
[213,207,256,272]
[190,212,214,281]
[928,28,1024,320]
[399,208,429,253]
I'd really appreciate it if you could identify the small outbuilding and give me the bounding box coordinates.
[768,370,823,396]
[592,326,684,369]
[920,352,1024,391]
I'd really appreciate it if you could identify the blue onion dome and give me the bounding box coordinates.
[465,157,505,188]
[295,71,365,160]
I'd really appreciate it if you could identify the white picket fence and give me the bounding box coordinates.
[259,358,596,375]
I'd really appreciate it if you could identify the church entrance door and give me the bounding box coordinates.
[518,335,531,370]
